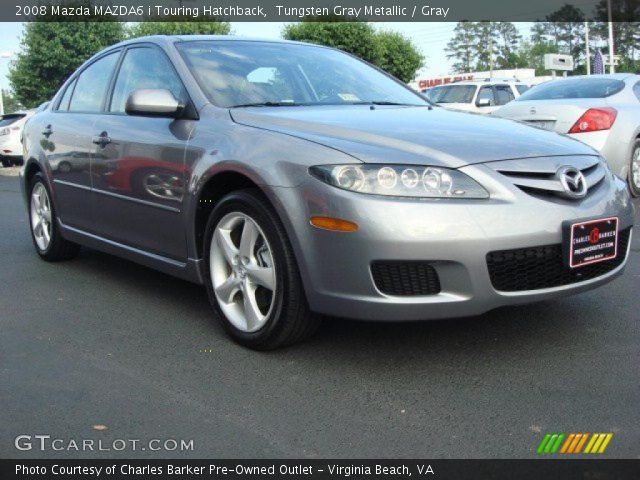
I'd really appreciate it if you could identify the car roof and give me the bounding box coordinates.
[432,80,521,87]
[110,35,311,50]
[550,73,637,81]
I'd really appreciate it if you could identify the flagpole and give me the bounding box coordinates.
[607,0,615,74]
[585,22,591,75]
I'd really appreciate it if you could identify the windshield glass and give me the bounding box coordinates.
[176,41,426,108]
[427,85,476,104]
[0,114,26,127]
[517,78,625,100]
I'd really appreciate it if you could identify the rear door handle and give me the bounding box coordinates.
[92,132,111,148]
[42,125,53,137]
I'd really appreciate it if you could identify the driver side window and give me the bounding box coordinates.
[110,47,186,113]
[476,86,495,106]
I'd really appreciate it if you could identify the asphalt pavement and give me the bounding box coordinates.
[1,166,639,459]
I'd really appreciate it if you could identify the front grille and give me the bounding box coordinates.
[488,156,606,200]
[371,261,441,296]
[486,228,631,292]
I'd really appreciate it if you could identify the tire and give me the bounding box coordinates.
[629,139,640,197]
[1,157,10,168]
[203,189,319,349]
[28,173,80,261]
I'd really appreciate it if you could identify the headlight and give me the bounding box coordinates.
[309,164,489,199]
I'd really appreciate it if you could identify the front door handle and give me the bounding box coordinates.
[42,125,53,137]
[92,132,111,148]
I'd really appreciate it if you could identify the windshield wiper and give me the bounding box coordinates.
[230,101,306,108]
[347,101,419,106]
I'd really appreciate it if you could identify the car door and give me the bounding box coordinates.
[45,51,121,231]
[90,45,194,260]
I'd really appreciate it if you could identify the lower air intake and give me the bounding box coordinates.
[371,261,441,296]
[486,228,631,292]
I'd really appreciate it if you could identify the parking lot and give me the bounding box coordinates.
[1,165,639,459]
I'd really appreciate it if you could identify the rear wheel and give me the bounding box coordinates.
[203,189,319,349]
[28,173,80,261]
[630,140,640,197]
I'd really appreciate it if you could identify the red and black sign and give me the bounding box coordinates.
[564,217,618,269]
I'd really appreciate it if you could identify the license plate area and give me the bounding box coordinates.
[564,217,618,269]
[525,120,556,131]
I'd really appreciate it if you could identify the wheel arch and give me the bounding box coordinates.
[22,159,44,202]
[193,170,270,259]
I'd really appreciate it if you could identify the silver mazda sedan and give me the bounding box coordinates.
[21,36,634,349]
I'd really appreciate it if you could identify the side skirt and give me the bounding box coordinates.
[58,220,204,285]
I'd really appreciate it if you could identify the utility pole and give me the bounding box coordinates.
[0,51,12,116]
[488,28,494,79]
[585,22,591,75]
[607,0,615,74]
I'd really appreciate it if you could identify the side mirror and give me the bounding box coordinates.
[125,89,182,117]
[476,98,491,107]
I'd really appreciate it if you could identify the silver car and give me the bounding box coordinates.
[494,74,640,197]
[20,36,634,349]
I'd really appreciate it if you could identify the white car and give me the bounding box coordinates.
[0,110,35,167]
[494,74,640,196]
[422,80,530,114]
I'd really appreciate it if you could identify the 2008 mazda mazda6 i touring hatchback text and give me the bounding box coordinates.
[20,36,635,349]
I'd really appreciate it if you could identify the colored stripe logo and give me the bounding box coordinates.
[537,433,613,454]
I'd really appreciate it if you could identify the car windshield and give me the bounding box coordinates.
[0,114,26,127]
[176,40,427,108]
[516,78,625,100]
[427,85,476,104]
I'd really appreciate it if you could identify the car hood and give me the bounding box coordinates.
[230,105,596,168]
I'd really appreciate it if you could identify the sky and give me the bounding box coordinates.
[0,22,535,91]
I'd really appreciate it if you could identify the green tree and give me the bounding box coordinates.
[283,21,382,65]
[375,31,423,82]
[127,21,231,38]
[445,22,477,73]
[494,22,522,69]
[9,21,124,108]
[517,40,559,75]
[545,4,585,63]
[474,22,499,71]
[593,0,640,72]
[1,89,23,113]
[282,21,423,82]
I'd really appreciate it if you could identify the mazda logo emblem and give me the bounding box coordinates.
[557,166,587,199]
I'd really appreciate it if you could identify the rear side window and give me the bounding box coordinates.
[517,78,625,101]
[57,78,77,112]
[634,81,640,102]
[69,52,119,112]
[515,84,530,95]
[109,47,186,113]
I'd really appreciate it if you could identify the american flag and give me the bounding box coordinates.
[593,50,604,74]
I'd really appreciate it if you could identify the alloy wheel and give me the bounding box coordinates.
[209,212,276,333]
[632,147,640,190]
[30,183,52,251]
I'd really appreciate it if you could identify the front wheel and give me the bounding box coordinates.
[629,140,640,197]
[1,157,10,168]
[203,189,319,349]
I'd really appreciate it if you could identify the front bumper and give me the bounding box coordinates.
[270,163,635,321]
